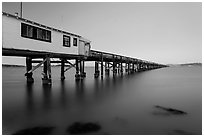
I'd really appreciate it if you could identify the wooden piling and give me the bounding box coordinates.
[120,62,123,74]
[42,57,52,84]
[132,63,135,73]
[105,62,110,75]
[75,59,80,80]
[47,57,52,82]
[61,59,65,80]
[79,60,83,79]
[81,60,86,77]
[112,55,116,77]
[113,62,116,77]
[107,63,110,75]
[128,62,130,74]
[101,53,103,79]
[94,61,99,78]
[26,57,34,83]
[125,63,128,72]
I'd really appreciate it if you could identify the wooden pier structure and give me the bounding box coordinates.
[2,12,168,84]
[3,48,167,84]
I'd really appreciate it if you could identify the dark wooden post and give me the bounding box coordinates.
[42,56,52,84]
[135,63,138,72]
[43,57,48,79]
[105,62,108,75]
[128,62,130,74]
[82,60,86,77]
[138,63,140,72]
[94,61,99,78]
[61,58,65,80]
[79,60,83,79]
[105,62,110,75]
[116,63,119,74]
[26,57,34,83]
[113,55,116,77]
[125,63,128,73]
[47,57,52,83]
[101,53,103,79]
[120,62,123,75]
[107,63,110,75]
[132,63,135,73]
[75,59,80,80]
[113,62,116,77]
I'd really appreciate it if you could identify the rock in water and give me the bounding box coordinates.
[155,105,187,115]
[13,126,55,135]
[67,122,101,135]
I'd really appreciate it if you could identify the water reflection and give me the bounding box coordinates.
[75,80,85,102]
[60,80,67,108]
[42,84,52,110]
[24,72,139,113]
[25,83,34,113]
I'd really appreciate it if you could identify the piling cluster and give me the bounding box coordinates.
[23,50,167,84]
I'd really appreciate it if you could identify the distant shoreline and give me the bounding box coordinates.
[167,63,202,67]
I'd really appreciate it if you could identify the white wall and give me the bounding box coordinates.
[2,15,79,55]
[78,40,85,55]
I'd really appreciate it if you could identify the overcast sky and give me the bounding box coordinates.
[2,2,202,65]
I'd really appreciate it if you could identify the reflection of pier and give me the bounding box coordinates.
[2,12,168,84]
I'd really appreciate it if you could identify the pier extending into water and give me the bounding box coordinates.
[2,12,167,84]
[2,48,167,84]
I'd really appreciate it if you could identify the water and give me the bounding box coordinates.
[2,65,202,135]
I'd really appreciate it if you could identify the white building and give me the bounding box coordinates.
[2,12,91,56]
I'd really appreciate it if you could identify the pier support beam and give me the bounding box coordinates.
[120,62,123,75]
[61,58,65,80]
[116,63,119,74]
[75,59,80,80]
[42,57,52,84]
[125,63,128,73]
[94,61,100,78]
[79,60,84,79]
[26,57,34,83]
[113,62,117,77]
[131,63,135,73]
[101,53,103,79]
[128,62,130,74]
[105,62,110,76]
[81,60,86,78]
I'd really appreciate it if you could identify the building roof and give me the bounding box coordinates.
[2,12,85,39]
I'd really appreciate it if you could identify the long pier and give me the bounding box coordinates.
[2,48,167,84]
[2,11,167,84]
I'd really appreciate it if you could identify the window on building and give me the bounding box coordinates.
[63,35,71,47]
[21,23,51,42]
[37,29,43,39]
[22,23,33,38]
[73,38,78,46]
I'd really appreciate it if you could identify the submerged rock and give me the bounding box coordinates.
[67,122,101,135]
[13,126,55,135]
[154,105,187,115]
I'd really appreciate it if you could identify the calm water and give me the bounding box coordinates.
[2,65,202,135]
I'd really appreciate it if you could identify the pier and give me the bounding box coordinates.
[2,12,168,84]
[2,48,167,84]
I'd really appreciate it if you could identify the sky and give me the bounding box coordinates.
[2,2,202,65]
